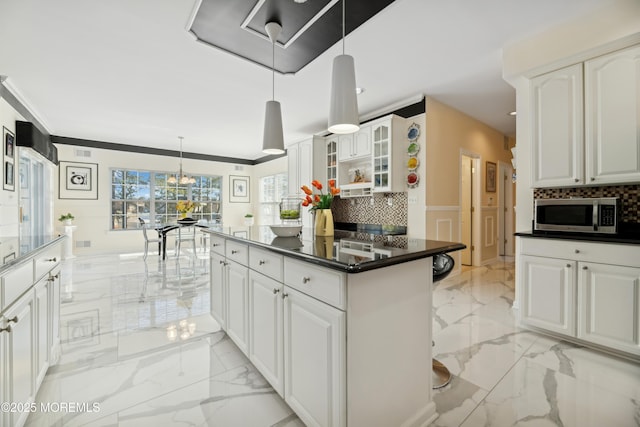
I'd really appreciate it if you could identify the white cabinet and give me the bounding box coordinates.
[34,277,50,388]
[326,138,338,182]
[338,128,371,161]
[210,251,227,329]
[531,44,640,188]
[226,260,249,354]
[520,255,576,335]
[517,237,640,357]
[578,262,640,355]
[585,44,640,185]
[531,63,584,187]
[283,286,346,427]
[248,271,284,396]
[2,290,35,427]
[287,136,324,227]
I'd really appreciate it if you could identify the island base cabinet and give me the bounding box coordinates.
[34,277,50,388]
[520,255,576,336]
[283,286,346,427]
[248,271,284,397]
[578,262,640,356]
[226,260,249,355]
[210,252,227,330]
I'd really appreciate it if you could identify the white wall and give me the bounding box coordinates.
[502,0,640,232]
[54,144,280,255]
[0,98,25,239]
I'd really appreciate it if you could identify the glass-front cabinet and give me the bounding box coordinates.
[326,138,337,181]
[372,121,391,191]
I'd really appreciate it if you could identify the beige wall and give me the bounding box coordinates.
[424,97,514,265]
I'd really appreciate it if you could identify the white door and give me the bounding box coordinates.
[4,291,35,427]
[520,255,576,336]
[34,278,49,388]
[210,252,226,329]
[585,44,640,185]
[531,63,584,187]
[498,162,514,257]
[578,262,640,356]
[248,271,284,396]
[284,286,346,427]
[461,155,473,265]
[226,260,249,355]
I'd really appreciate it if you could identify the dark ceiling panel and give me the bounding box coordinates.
[190,0,397,74]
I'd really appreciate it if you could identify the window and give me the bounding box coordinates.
[110,168,222,230]
[259,173,288,225]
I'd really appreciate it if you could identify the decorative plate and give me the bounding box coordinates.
[407,123,420,141]
[407,157,419,170]
[407,142,420,155]
[407,172,420,188]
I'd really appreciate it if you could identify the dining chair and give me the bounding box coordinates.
[175,224,197,256]
[139,218,162,260]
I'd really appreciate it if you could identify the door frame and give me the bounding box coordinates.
[498,161,515,257]
[459,150,481,266]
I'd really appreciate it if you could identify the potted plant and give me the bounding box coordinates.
[58,212,75,226]
[244,213,254,226]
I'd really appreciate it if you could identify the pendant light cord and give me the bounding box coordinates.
[342,0,345,55]
[272,34,275,100]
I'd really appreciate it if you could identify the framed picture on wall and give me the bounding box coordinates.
[59,161,99,199]
[3,127,15,192]
[486,161,497,193]
[229,175,250,203]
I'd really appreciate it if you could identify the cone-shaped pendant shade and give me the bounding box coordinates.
[262,100,284,154]
[328,54,359,134]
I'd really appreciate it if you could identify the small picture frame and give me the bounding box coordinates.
[486,161,497,193]
[59,161,99,199]
[229,175,250,203]
[3,127,15,192]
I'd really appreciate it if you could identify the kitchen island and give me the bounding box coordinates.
[202,226,464,427]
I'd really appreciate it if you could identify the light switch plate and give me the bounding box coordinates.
[408,196,418,204]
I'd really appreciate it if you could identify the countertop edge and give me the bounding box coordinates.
[202,229,465,273]
[0,235,67,276]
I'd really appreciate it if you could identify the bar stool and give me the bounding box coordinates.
[432,253,455,389]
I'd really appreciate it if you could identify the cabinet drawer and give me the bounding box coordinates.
[284,258,346,310]
[210,235,226,256]
[34,246,61,281]
[226,240,249,266]
[519,237,640,266]
[1,261,33,311]
[249,247,283,282]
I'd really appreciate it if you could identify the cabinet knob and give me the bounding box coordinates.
[7,316,18,324]
[282,292,289,299]
[273,288,280,294]
[574,249,580,254]
[302,277,311,284]
[591,177,595,181]
[582,266,588,270]
[0,325,12,334]
[212,243,219,247]
[574,178,579,182]
[566,263,571,268]
[231,250,238,254]
[46,257,57,262]
[259,260,266,265]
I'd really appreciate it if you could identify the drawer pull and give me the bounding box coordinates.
[282,292,289,299]
[212,243,220,247]
[259,260,266,265]
[302,277,311,284]
[7,316,18,324]
[582,266,588,270]
[574,249,580,254]
[566,264,571,268]
[46,257,57,262]
[219,260,228,266]
[273,288,280,295]
[231,250,239,255]
[0,325,12,334]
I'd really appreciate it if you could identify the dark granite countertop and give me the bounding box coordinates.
[202,226,465,273]
[0,235,66,274]
[515,230,640,245]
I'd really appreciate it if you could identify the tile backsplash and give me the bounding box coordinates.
[332,193,408,226]
[534,184,640,222]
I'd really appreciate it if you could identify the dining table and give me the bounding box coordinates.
[154,221,208,260]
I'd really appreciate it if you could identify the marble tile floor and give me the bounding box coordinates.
[25,253,639,426]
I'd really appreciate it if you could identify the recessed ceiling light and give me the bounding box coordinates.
[356,87,365,95]
[509,111,517,116]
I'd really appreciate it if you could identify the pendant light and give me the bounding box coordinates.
[328,0,359,134]
[167,136,196,185]
[262,22,285,155]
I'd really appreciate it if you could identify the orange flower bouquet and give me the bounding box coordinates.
[301,179,340,211]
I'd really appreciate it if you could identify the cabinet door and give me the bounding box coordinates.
[520,255,576,336]
[34,277,49,388]
[353,126,371,158]
[284,286,346,427]
[49,268,61,364]
[4,290,35,427]
[297,139,314,228]
[326,138,338,181]
[337,134,353,161]
[578,262,640,356]
[531,63,584,187]
[372,121,391,191]
[210,252,226,330]
[226,260,249,355]
[248,271,284,396]
[287,143,300,196]
[585,44,640,185]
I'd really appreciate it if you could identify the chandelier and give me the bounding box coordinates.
[167,136,196,185]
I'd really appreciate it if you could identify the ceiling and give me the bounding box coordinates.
[0,0,615,161]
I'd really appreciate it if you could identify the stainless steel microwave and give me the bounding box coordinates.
[534,197,620,234]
